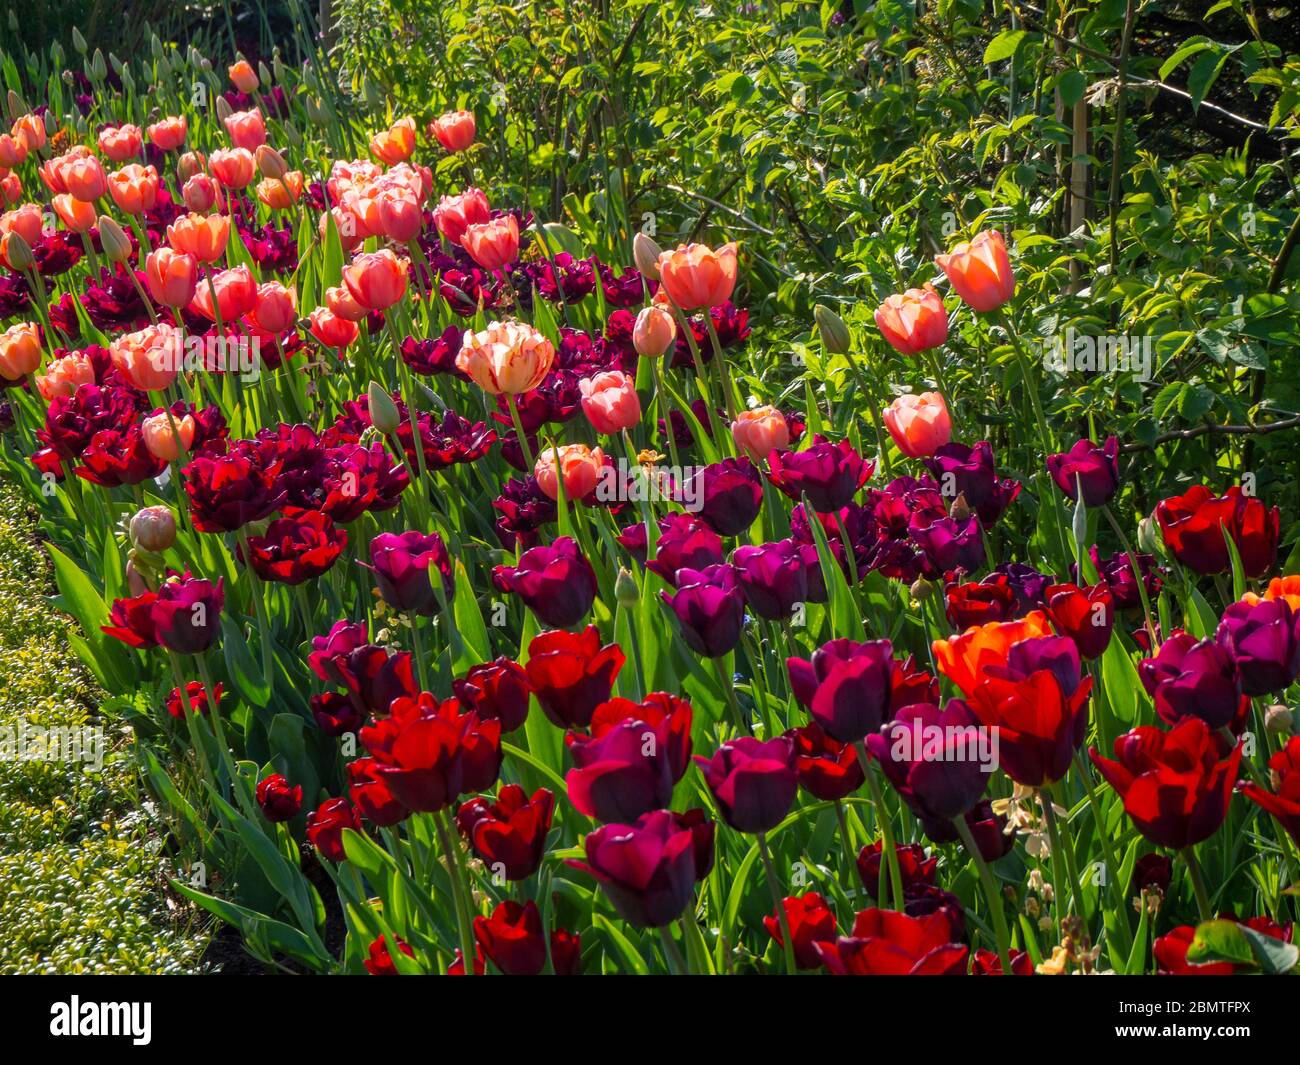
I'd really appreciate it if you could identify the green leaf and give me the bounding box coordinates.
[983,29,1027,64]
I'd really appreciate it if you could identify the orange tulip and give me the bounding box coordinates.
[107,163,160,215]
[1242,575,1300,612]
[308,306,359,350]
[461,214,519,271]
[190,264,258,322]
[248,282,297,335]
[109,322,182,393]
[657,241,738,310]
[429,110,476,153]
[321,204,363,253]
[579,371,641,434]
[167,212,230,263]
[432,187,490,245]
[223,109,267,152]
[39,146,93,195]
[731,405,789,461]
[229,59,259,92]
[534,443,606,502]
[325,284,367,322]
[932,611,1054,697]
[209,147,256,190]
[62,154,108,201]
[12,114,46,153]
[98,124,143,162]
[342,249,408,310]
[934,229,1015,313]
[1,203,43,245]
[632,305,676,358]
[456,319,556,395]
[882,392,952,458]
[256,171,303,210]
[36,351,95,401]
[377,190,422,242]
[147,116,188,151]
[371,117,417,165]
[52,194,97,234]
[141,410,196,462]
[182,173,223,213]
[0,133,27,169]
[0,173,20,206]
[145,248,199,308]
[0,322,41,381]
[874,283,949,355]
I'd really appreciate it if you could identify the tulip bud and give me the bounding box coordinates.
[3,232,33,271]
[1265,704,1293,734]
[108,52,124,77]
[258,61,272,86]
[130,505,177,553]
[98,216,133,263]
[215,96,233,122]
[814,304,851,355]
[948,492,971,522]
[255,144,288,180]
[6,90,23,123]
[1137,515,1158,555]
[72,27,88,54]
[283,122,302,148]
[90,49,107,81]
[304,97,326,125]
[177,150,205,183]
[125,559,150,596]
[615,567,639,607]
[633,232,663,280]
[368,381,401,435]
[910,577,937,601]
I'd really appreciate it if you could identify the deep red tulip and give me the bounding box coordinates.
[524,626,625,729]
[256,773,302,822]
[695,736,798,834]
[456,784,554,881]
[786,722,864,802]
[474,900,547,976]
[1044,581,1114,660]
[815,908,968,975]
[453,657,532,733]
[1155,485,1279,578]
[764,892,838,970]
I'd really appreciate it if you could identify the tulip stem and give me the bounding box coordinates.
[1040,789,1074,939]
[236,528,276,692]
[712,655,746,735]
[505,392,535,470]
[1073,752,1133,960]
[1183,848,1213,922]
[1101,504,1159,650]
[660,925,688,975]
[434,810,478,976]
[953,813,1015,976]
[854,743,906,913]
[649,357,682,470]
[757,831,798,974]
[196,651,237,787]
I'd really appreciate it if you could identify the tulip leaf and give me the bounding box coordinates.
[591,913,650,975]
[171,880,332,971]
[1186,918,1256,967]
[222,615,272,708]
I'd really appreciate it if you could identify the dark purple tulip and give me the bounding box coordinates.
[368,531,453,615]
[150,574,224,654]
[920,799,1014,861]
[1046,436,1120,507]
[566,809,700,927]
[661,564,745,657]
[492,536,597,628]
[732,539,808,620]
[795,540,829,604]
[787,638,894,743]
[909,512,985,574]
[686,457,764,536]
[618,513,724,585]
[1138,629,1243,729]
[998,634,1083,697]
[866,701,990,825]
[566,719,677,823]
[924,441,1020,525]
[308,620,369,686]
[1217,599,1300,697]
[990,562,1051,613]
[1089,547,1163,611]
[309,620,418,717]
[768,435,872,513]
[695,736,798,833]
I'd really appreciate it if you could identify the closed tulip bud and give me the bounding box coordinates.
[910,577,937,601]
[814,304,851,355]
[632,305,676,358]
[72,26,88,54]
[215,96,233,122]
[305,97,326,125]
[3,230,32,270]
[615,567,639,606]
[255,144,288,180]
[91,49,107,81]
[632,232,663,279]
[258,61,272,86]
[177,150,206,184]
[97,215,133,262]
[948,492,971,522]
[1265,705,1293,733]
[368,381,401,435]
[130,505,177,553]
[1137,515,1158,555]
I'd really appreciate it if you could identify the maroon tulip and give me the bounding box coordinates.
[240,507,346,585]
[923,441,1021,525]
[695,736,798,834]
[492,536,597,627]
[524,626,626,728]
[474,900,548,976]
[787,722,864,801]
[1138,629,1243,730]
[815,909,968,975]
[347,758,410,826]
[165,680,222,718]
[733,539,809,621]
[1217,598,1300,696]
[256,773,302,821]
[661,563,746,657]
[764,892,838,970]
[183,451,286,533]
[1044,581,1114,660]
[618,512,724,586]
[971,949,1033,975]
[150,572,224,654]
[364,934,415,975]
[768,435,872,513]
[310,691,364,736]
[856,841,937,897]
[453,657,532,733]
[687,456,764,536]
[1155,485,1279,578]
[787,637,894,743]
[75,425,167,486]
[549,928,582,975]
[456,784,554,881]
[1046,436,1119,507]
[103,588,161,648]
[866,701,990,826]
[368,530,453,615]
[306,798,361,862]
[946,577,1016,628]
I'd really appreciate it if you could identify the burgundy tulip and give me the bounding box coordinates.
[695,736,798,834]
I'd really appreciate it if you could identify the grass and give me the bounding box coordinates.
[0,479,209,974]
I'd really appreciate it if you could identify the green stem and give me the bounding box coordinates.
[757,831,797,974]
[855,743,906,912]
[953,813,1014,975]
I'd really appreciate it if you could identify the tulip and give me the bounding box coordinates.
[63,153,108,200]
[1243,736,1300,848]
[682,457,763,536]
[1044,582,1114,660]
[98,124,143,162]
[248,281,297,335]
[430,109,476,153]
[874,284,949,355]
[150,572,224,654]
[0,173,20,206]
[882,392,952,458]
[182,173,223,213]
[140,410,196,462]
[1218,597,1300,696]
[147,116,187,151]
[166,681,220,720]
[768,435,872,513]
[1047,436,1120,507]
[967,665,1091,788]
[36,352,95,402]
[662,564,746,657]
[633,305,677,357]
[579,370,641,434]
[788,638,895,743]
[731,405,790,461]
[764,893,838,970]
[223,108,267,151]
[325,283,368,322]
[432,187,490,245]
[457,784,554,880]
[1090,547,1163,611]
[932,610,1055,697]
[167,212,230,262]
[176,150,207,184]
[308,306,359,350]
[256,774,302,822]
[106,163,159,214]
[367,530,453,614]
[731,539,808,621]
[342,249,408,310]
[1138,629,1244,730]
[456,319,556,395]
[228,59,260,92]
[371,116,417,164]
[474,900,547,976]
[209,147,256,189]
[567,715,679,823]
[11,114,44,154]
[695,735,798,833]
[0,132,25,169]
[945,577,1015,629]
[867,700,990,826]
[787,723,865,801]
[462,214,520,271]
[183,451,286,533]
[453,658,532,734]
[51,194,97,233]
[815,909,968,975]
[0,321,41,382]
[1090,717,1242,850]
[241,508,348,585]
[656,241,739,310]
[533,442,606,502]
[1155,485,1279,579]
[376,190,422,242]
[310,691,364,737]
[619,513,723,585]
[305,799,361,863]
[934,229,1015,312]
[256,171,304,210]
[191,264,258,322]
[523,624,625,728]
[108,322,182,392]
